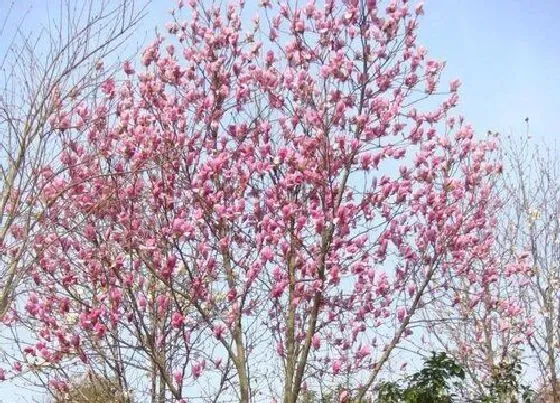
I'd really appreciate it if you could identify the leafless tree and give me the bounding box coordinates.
[499,132,560,402]
[0,0,146,320]
[422,131,538,400]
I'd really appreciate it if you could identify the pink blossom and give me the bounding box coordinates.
[191,362,202,379]
[356,344,371,359]
[312,334,321,350]
[397,306,406,323]
[173,370,182,384]
[450,79,462,92]
[172,312,184,329]
[332,360,342,374]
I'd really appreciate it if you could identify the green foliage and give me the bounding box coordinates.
[301,353,536,403]
[407,352,465,401]
[300,385,367,402]
[479,358,534,403]
[378,352,465,403]
[378,381,404,402]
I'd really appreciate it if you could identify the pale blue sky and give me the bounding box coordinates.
[1,0,559,400]
[139,0,560,141]
[4,0,559,140]
[418,0,560,141]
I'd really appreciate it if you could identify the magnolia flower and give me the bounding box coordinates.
[397,306,406,323]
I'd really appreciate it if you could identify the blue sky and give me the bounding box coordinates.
[142,0,560,141]
[4,0,559,141]
[136,0,560,142]
[1,0,559,400]
[418,0,560,141]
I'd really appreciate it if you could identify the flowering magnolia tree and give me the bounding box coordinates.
[3,0,517,401]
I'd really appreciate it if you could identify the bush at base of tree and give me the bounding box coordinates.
[377,352,465,403]
[52,374,132,403]
[479,357,534,403]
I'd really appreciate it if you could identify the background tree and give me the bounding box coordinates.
[424,166,533,398]
[497,133,560,401]
[425,130,560,402]
[0,0,146,395]
[0,0,146,317]
[6,0,520,402]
